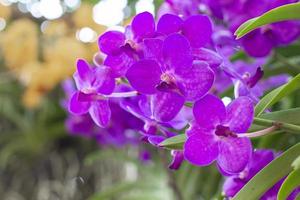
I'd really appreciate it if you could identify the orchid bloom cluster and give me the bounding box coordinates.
[159,0,300,57]
[63,1,300,199]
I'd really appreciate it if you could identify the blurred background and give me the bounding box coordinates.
[2,1,299,200]
[0,0,217,200]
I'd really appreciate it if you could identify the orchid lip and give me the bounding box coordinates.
[215,125,237,138]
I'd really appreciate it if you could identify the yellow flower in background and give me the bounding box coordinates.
[0,3,106,108]
[17,61,42,85]
[43,37,91,76]
[22,88,43,108]
[22,61,64,108]
[42,20,69,37]
[0,4,11,20]
[1,19,38,71]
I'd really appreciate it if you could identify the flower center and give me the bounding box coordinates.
[160,73,176,83]
[156,73,178,92]
[215,125,237,138]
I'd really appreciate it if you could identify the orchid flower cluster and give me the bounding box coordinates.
[159,0,300,57]
[63,0,300,199]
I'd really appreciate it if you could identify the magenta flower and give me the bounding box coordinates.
[184,94,254,174]
[126,33,214,120]
[157,13,213,48]
[98,12,156,77]
[218,0,300,57]
[69,59,115,127]
[120,90,188,133]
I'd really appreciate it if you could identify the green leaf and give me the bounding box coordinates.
[255,74,300,117]
[278,168,300,200]
[232,143,300,200]
[159,134,186,150]
[235,2,300,38]
[250,108,300,132]
[259,108,300,126]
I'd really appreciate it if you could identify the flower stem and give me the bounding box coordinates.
[238,125,278,138]
[253,117,300,134]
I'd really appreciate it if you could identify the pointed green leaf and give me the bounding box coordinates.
[159,134,186,150]
[255,74,300,116]
[278,168,300,200]
[232,143,300,200]
[235,2,300,38]
[250,108,300,132]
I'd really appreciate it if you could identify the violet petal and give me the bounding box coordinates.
[217,137,252,174]
[89,100,111,127]
[69,92,91,115]
[157,14,183,35]
[152,91,185,122]
[162,33,193,72]
[126,59,162,94]
[226,96,254,133]
[193,94,226,129]
[176,61,214,101]
[184,130,219,166]
[182,15,213,48]
[98,31,125,55]
[131,11,155,40]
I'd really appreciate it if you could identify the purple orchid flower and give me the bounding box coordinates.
[223,0,300,57]
[98,12,158,77]
[126,33,214,121]
[69,59,115,127]
[63,79,143,147]
[184,94,254,174]
[120,91,189,135]
[223,149,300,199]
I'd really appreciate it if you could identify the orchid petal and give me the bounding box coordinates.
[157,14,183,35]
[226,96,254,133]
[182,15,213,48]
[126,59,162,94]
[69,92,90,115]
[89,100,111,127]
[104,52,134,78]
[217,137,252,174]
[193,94,226,129]
[193,48,223,68]
[176,61,214,101]
[98,31,125,55]
[152,91,185,122]
[162,33,193,72]
[184,129,218,166]
[143,38,163,61]
[241,30,273,57]
[131,11,155,40]
[76,59,94,82]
